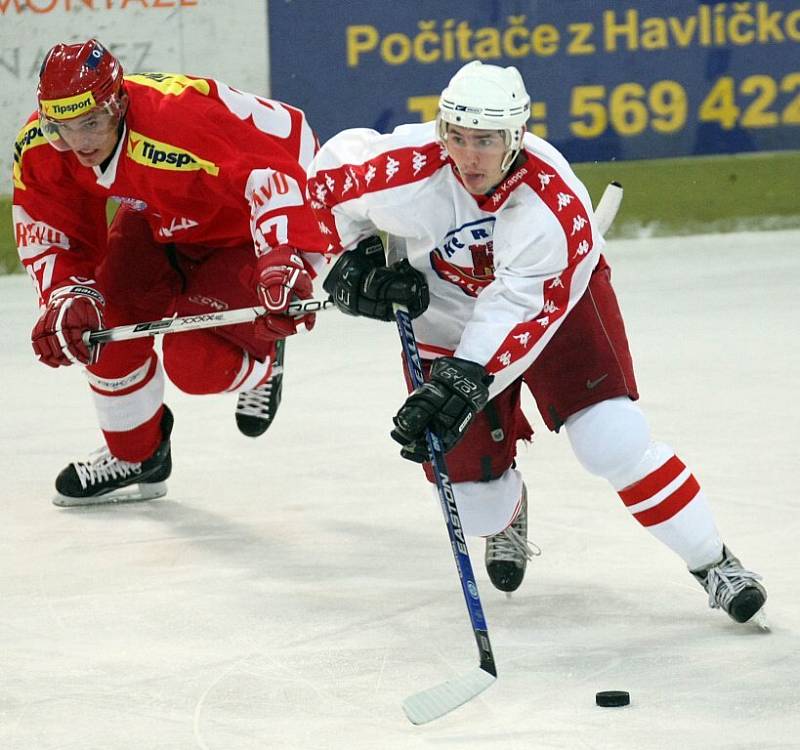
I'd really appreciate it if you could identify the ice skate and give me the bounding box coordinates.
[53,406,173,507]
[484,485,539,593]
[236,338,285,437]
[691,545,768,628]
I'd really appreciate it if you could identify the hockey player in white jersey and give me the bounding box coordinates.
[309,61,767,626]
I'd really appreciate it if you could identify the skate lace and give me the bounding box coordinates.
[75,447,141,490]
[236,375,278,418]
[704,559,763,611]
[486,508,541,563]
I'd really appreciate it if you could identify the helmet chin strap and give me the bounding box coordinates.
[500,148,519,173]
[499,127,525,172]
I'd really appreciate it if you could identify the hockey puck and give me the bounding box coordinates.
[595,690,630,707]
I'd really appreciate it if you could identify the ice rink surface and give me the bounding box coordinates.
[2,230,799,750]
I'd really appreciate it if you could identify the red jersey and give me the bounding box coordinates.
[13,73,330,304]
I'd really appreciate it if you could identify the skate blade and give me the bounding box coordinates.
[53,481,167,507]
[749,608,770,632]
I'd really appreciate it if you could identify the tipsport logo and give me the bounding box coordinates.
[126,131,219,175]
[15,121,47,153]
[13,121,49,190]
[40,91,96,120]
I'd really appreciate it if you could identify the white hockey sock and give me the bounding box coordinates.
[615,451,723,570]
[86,353,164,433]
[565,399,723,570]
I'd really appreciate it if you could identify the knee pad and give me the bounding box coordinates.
[565,397,652,486]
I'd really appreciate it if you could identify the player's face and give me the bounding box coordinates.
[50,109,120,167]
[444,125,507,195]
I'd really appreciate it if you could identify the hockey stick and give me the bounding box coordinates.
[394,304,497,725]
[594,180,623,235]
[84,297,335,345]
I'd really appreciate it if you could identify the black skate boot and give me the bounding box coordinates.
[53,406,173,507]
[690,545,767,626]
[236,338,285,437]
[484,485,539,593]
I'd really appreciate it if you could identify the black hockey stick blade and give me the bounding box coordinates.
[402,665,496,725]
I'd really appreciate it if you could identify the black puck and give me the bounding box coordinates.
[595,690,630,707]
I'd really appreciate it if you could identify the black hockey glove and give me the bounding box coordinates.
[391,357,494,463]
[323,236,429,321]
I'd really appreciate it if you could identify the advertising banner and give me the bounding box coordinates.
[269,0,800,162]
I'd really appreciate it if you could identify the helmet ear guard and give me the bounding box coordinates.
[437,60,531,173]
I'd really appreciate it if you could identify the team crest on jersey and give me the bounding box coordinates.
[111,196,148,212]
[126,131,219,176]
[430,218,496,298]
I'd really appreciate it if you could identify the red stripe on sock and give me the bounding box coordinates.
[618,455,685,507]
[633,475,700,527]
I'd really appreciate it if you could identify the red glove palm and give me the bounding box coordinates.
[31,284,105,367]
[255,245,316,337]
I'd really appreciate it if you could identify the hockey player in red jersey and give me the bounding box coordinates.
[14,39,330,506]
[310,61,767,626]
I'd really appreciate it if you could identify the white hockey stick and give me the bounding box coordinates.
[84,297,334,345]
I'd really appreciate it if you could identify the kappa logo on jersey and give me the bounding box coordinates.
[158,216,200,238]
[126,131,219,176]
[430,218,496,298]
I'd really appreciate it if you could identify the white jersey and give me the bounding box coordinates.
[308,122,604,398]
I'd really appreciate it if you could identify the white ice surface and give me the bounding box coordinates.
[1,230,799,750]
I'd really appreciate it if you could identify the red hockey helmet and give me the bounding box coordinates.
[37,39,126,151]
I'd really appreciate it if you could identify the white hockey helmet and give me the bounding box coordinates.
[437,60,531,172]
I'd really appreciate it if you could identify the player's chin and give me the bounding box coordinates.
[462,174,488,194]
[74,150,103,166]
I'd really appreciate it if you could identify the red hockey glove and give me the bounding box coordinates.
[255,245,316,336]
[31,284,106,367]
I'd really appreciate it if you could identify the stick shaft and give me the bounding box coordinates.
[394,305,496,677]
[85,297,334,345]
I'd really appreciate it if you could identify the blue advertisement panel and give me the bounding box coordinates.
[269,0,800,162]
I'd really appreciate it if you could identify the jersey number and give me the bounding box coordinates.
[216,82,293,138]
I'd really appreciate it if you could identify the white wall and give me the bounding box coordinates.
[1,0,270,190]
